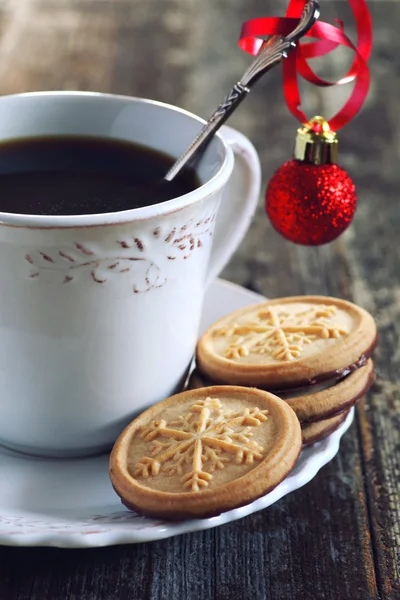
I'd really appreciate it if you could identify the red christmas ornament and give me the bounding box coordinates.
[238,0,372,246]
[265,117,357,245]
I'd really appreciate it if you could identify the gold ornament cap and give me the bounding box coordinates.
[293,116,338,165]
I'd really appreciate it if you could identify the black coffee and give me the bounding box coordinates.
[0,136,200,216]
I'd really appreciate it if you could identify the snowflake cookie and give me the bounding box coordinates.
[196,296,377,390]
[109,386,302,520]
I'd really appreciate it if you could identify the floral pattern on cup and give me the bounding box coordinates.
[24,213,216,293]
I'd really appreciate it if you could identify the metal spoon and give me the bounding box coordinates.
[165,0,320,182]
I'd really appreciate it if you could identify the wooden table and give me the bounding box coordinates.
[0,1,398,598]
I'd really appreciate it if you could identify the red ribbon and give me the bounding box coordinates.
[239,0,372,131]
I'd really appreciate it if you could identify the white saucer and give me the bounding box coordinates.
[0,279,354,548]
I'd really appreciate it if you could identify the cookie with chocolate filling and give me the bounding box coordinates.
[188,359,374,424]
[301,410,349,446]
[196,296,377,390]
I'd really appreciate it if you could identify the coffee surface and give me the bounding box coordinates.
[0,136,200,216]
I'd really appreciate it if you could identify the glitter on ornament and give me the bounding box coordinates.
[265,117,357,246]
[266,160,356,246]
[239,0,372,246]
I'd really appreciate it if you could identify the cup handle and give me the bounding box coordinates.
[206,125,261,285]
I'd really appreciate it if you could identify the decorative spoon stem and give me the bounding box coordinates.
[165,0,320,182]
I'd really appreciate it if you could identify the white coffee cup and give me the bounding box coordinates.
[0,91,261,457]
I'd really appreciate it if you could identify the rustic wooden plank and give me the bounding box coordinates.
[0,430,378,600]
[223,3,400,597]
[0,0,118,94]
[0,0,398,598]
[344,42,400,590]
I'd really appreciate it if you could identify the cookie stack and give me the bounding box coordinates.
[110,295,377,519]
[193,296,377,445]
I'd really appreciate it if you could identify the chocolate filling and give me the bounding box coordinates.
[190,363,376,424]
[196,333,378,394]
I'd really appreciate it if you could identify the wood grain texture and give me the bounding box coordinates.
[0,0,399,598]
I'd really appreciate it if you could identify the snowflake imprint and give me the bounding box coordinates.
[214,304,348,361]
[133,397,269,492]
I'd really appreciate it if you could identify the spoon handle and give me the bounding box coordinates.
[165,0,320,182]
